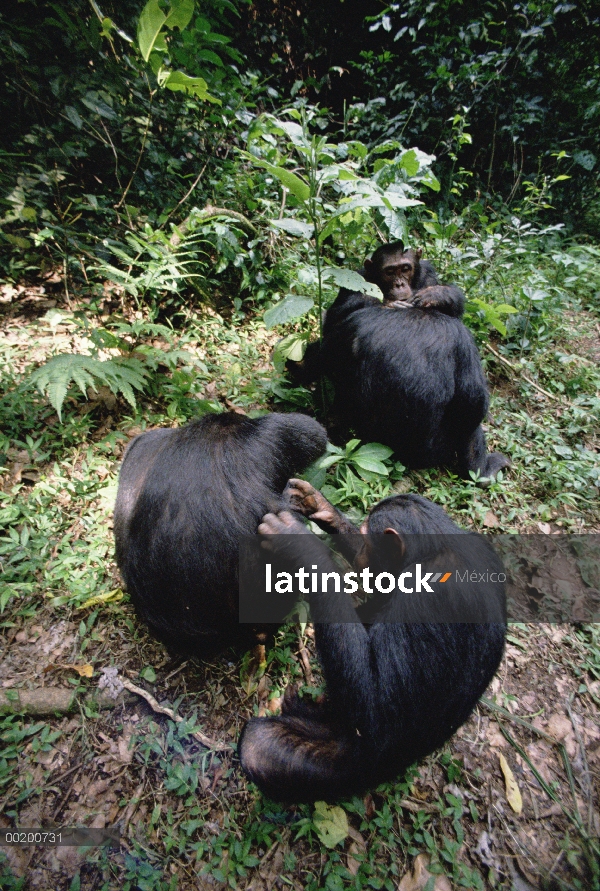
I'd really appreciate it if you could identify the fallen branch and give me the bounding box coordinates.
[0,687,127,716]
[120,678,232,752]
[170,204,258,246]
[484,343,561,402]
[297,632,315,687]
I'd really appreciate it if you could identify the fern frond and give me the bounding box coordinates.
[28,354,150,420]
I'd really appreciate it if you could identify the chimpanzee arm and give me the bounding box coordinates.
[412,284,465,317]
[285,479,364,563]
[411,260,466,317]
[325,286,380,327]
[286,341,322,386]
[258,510,380,729]
[287,284,376,384]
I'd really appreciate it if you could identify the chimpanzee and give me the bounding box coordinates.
[238,479,506,802]
[364,245,465,314]
[290,242,510,480]
[113,412,328,657]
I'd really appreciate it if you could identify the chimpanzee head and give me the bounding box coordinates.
[364,242,423,303]
[355,493,454,571]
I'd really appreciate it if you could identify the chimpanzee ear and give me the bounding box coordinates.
[416,248,423,260]
[383,527,406,557]
[363,257,373,280]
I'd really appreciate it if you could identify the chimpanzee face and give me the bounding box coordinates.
[380,253,416,302]
[365,246,422,303]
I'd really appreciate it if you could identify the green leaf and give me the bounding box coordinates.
[137,0,195,61]
[28,354,149,421]
[64,105,83,129]
[274,333,309,362]
[138,0,167,53]
[381,206,408,242]
[264,295,313,328]
[196,49,223,66]
[346,140,368,160]
[270,219,314,238]
[422,169,441,191]
[262,163,310,202]
[351,456,389,475]
[140,666,157,683]
[166,0,195,31]
[354,443,394,461]
[4,234,31,248]
[323,267,383,299]
[494,304,518,315]
[241,153,310,202]
[81,92,117,120]
[274,119,307,146]
[313,454,343,470]
[381,189,423,209]
[160,70,220,104]
[100,16,114,38]
[313,801,349,849]
[399,149,420,176]
[573,150,596,171]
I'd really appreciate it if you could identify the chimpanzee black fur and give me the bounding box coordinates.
[290,242,510,480]
[238,481,506,802]
[113,412,328,656]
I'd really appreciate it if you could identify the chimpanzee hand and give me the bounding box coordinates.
[383,298,413,310]
[258,509,333,570]
[258,510,310,536]
[285,479,359,536]
[411,285,465,317]
[285,479,338,524]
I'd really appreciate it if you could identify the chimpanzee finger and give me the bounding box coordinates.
[284,479,319,514]
[258,512,282,535]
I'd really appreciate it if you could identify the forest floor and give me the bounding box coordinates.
[0,279,599,891]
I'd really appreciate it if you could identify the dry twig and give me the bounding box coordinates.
[121,678,231,751]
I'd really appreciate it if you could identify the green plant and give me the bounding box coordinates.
[135,0,221,104]
[304,439,406,517]
[28,354,149,421]
[242,107,440,362]
[93,226,209,308]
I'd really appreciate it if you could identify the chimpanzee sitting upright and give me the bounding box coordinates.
[290,242,510,480]
[113,412,327,657]
[238,479,506,802]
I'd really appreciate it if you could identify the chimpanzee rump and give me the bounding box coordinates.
[113,412,328,656]
[238,481,506,802]
[291,242,510,480]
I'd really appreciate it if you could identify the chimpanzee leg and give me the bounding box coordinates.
[456,426,510,481]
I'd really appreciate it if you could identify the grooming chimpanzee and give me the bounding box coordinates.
[290,242,510,480]
[113,412,328,657]
[238,479,506,802]
[365,244,465,314]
